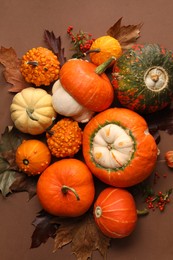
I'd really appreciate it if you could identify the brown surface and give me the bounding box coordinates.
[1,0,173,259]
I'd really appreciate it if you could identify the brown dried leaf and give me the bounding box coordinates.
[53,213,110,260]
[44,30,67,66]
[10,171,37,200]
[0,46,31,92]
[107,17,143,50]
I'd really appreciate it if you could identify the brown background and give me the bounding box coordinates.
[1,0,173,259]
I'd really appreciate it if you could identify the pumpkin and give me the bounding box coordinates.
[82,107,158,187]
[46,118,83,158]
[37,158,95,217]
[89,35,122,66]
[51,58,114,122]
[52,80,95,123]
[112,44,173,114]
[20,47,60,86]
[10,87,56,135]
[93,187,137,238]
[15,139,51,176]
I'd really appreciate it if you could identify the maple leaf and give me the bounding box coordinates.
[44,30,67,66]
[107,17,143,50]
[31,210,59,248]
[0,46,31,92]
[53,212,110,260]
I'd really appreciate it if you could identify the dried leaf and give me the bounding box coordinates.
[10,172,37,200]
[53,213,110,260]
[31,210,59,248]
[0,46,30,92]
[0,168,16,196]
[107,17,142,50]
[44,30,67,66]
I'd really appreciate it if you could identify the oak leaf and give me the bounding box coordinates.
[0,46,31,92]
[53,212,110,260]
[107,17,143,50]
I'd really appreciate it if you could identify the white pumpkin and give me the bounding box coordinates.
[10,87,56,135]
[52,80,94,123]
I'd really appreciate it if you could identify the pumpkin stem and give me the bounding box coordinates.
[84,48,101,56]
[61,185,80,201]
[26,108,39,121]
[95,56,116,75]
[27,61,38,66]
[137,208,149,216]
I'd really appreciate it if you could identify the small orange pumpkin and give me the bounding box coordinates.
[37,158,95,217]
[89,35,122,66]
[93,187,137,238]
[82,107,158,187]
[20,47,60,86]
[15,139,51,176]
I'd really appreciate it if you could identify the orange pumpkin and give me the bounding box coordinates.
[37,158,95,217]
[15,139,51,176]
[89,35,122,66]
[82,107,158,187]
[59,58,114,112]
[93,187,137,238]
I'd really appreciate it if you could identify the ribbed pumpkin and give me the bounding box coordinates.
[10,87,56,135]
[112,44,173,114]
[15,139,51,176]
[82,107,158,187]
[37,158,95,217]
[89,35,122,66]
[93,187,137,238]
[46,118,83,158]
[20,47,60,86]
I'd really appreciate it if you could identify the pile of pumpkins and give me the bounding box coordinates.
[10,35,173,239]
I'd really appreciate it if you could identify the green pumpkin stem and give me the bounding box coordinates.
[26,108,39,121]
[61,185,80,201]
[95,56,116,75]
[137,208,149,216]
[84,48,101,56]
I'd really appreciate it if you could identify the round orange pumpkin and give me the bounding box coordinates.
[82,107,158,187]
[15,139,51,176]
[59,59,114,112]
[89,35,122,66]
[93,187,137,238]
[37,158,95,217]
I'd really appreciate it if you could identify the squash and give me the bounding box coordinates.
[20,47,60,86]
[52,80,95,123]
[46,118,83,158]
[37,158,95,217]
[112,44,173,113]
[82,107,158,187]
[89,35,122,66]
[10,87,56,135]
[52,58,114,122]
[93,187,137,238]
[15,139,51,176]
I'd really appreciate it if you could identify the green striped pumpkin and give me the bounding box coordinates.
[112,44,173,114]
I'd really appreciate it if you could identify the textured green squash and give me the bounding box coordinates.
[112,44,173,114]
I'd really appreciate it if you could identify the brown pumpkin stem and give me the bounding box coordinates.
[61,185,80,201]
[137,208,149,216]
[27,61,39,66]
[95,56,116,75]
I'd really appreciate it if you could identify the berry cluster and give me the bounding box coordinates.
[67,26,95,58]
[145,189,172,212]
